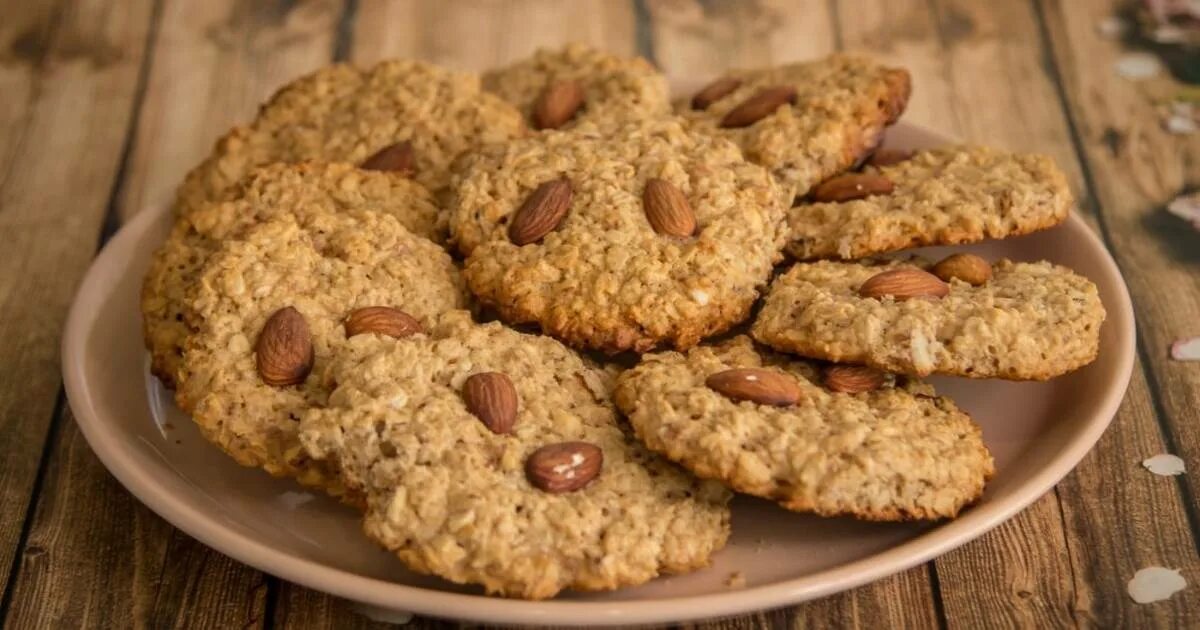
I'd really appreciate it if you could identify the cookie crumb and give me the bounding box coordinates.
[725,571,746,589]
[1142,454,1187,476]
[1127,567,1186,603]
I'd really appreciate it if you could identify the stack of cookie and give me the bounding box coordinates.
[141,43,1105,599]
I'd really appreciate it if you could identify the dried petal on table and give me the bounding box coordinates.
[1170,336,1200,361]
[1167,192,1200,229]
[1142,453,1187,476]
[1127,566,1187,604]
[1097,16,1129,38]
[1114,52,1163,79]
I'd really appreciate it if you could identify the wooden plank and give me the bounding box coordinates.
[1039,0,1200,519]
[0,0,156,599]
[827,0,1200,626]
[351,0,638,69]
[2,411,269,629]
[117,0,344,221]
[2,0,349,626]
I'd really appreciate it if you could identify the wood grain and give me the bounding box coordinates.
[2,410,269,630]
[0,0,156,599]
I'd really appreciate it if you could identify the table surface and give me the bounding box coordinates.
[2,0,1198,627]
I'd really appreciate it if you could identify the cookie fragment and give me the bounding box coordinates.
[680,54,911,197]
[451,118,788,354]
[176,211,466,496]
[752,258,1105,380]
[614,337,994,520]
[786,146,1073,260]
[299,314,731,599]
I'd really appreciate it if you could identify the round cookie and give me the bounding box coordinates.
[176,211,466,497]
[142,162,444,388]
[482,43,670,130]
[614,336,994,521]
[450,118,788,353]
[299,312,731,599]
[679,54,911,198]
[176,59,526,217]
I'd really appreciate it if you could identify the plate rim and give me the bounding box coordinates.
[61,124,1137,626]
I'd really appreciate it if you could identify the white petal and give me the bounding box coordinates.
[1167,193,1200,230]
[1128,567,1187,604]
[1097,16,1128,37]
[1142,454,1187,476]
[1172,337,1200,361]
[1114,53,1163,79]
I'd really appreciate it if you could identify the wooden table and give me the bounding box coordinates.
[2,0,1197,627]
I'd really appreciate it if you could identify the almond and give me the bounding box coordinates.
[361,141,415,175]
[643,178,697,237]
[509,178,573,245]
[720,86,797,128]
[810,173,895,202]
[866,148,913,167]
[526,441,602,493]
[532,80,585,130]
[255,306,313,386]
[463,372,518,435]
[931,253,992,286]
[691,77,742,110]
[824,365,887,394]
[344,306,423,339]
[705,368,802,407]
[858,267,949,301]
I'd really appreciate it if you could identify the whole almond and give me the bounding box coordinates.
[526,441,602,493]
[858,267,949,301]
[720,86,797,128]
[810,173,895,202]
[705,368,803,407]
[255,306,313,386]
[361,141,415,175]
[509,178,573,245]
[463,372,518,435]
[532,80,585,130]
[691,77,742,110]
[866,148,913,167]
[344,306,423,339]
[643,178,697,237]
[824,365,887,394]
[931,253,992,286]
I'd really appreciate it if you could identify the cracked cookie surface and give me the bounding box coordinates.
[176,211,465,496]
[143,162,445,387]
[786,146,1072,260]
[751,258,1105,379]
[300,312,731,599]
[451,118,788,353]
[614,336,993,521]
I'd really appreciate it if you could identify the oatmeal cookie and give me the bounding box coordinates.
[786,146,1073,260]
[751,258,1105,379]
[175,60,525,216]
[614,337,993,520]
[142,162,444,388]
[299,312,731,599]
[450,118,788,353]
[680,54,910,197]
[482,43,670,130]
[176,211,466,495]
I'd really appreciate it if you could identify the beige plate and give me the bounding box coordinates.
[62,123,1135,626]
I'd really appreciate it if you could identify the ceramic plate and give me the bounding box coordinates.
[62,123,1135,626]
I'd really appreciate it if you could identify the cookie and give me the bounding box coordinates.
[680,54,910,197]
[785,146,1073,260]
[614,336,993,520]
[299,312,731,599]
[175,60,525,217]
[176,211,466,496]
[482,43,670,130]
[751,257,1105,380]
[450,118,788,353]
[142,162,444,388]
